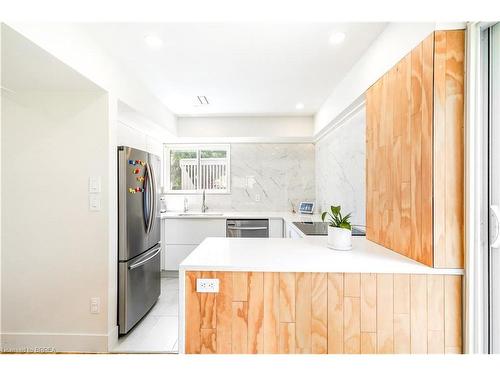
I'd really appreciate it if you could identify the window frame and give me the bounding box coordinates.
[164,143,231,195]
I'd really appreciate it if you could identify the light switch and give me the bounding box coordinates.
[89,194,101,211]
[88,176,101,193]
[90,297,100,314]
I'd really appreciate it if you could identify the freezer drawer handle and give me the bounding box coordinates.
[227,226,268,230]
[128,247,161,270]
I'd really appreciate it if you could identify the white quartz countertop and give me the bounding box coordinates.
[161,211,323,238]
[160,210,321,223]
[179,236,464,275]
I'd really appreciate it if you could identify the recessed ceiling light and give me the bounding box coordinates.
[144,34,163,49]
[329,31,346,45]
[295,102,304,110]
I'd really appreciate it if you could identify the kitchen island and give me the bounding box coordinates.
[179,236,463,354]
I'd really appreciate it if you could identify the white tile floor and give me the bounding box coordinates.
[111,277,179,353]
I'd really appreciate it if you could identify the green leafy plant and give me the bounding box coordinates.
[321,205,352,230]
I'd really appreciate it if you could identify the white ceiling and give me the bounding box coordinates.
[79,23,387,116]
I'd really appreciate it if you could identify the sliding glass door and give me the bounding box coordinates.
[489,22,500,353]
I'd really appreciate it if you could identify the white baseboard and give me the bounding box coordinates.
[1,331,109,353]
[107,325,119,351]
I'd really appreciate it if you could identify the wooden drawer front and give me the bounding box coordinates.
[164,218,226,244]
[185,272,462,354]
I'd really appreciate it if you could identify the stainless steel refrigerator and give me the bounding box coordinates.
[118,146,161,335]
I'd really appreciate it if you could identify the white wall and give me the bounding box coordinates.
[314,23,436,136]
[1,24,115,353]
[316,109,366,227]
[106,95,118,350]
[6,22,177,136]
[177,116,313,138]
[1,91,112,352]
[0,24,3,345]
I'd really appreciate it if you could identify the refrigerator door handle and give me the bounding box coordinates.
[128,246,161,270]
[145,162,154,233]
[149,159,158,233]
[143,163,150,232]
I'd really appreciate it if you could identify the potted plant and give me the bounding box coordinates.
[321,205,352,250]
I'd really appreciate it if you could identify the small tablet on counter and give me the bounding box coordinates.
[298,201,315,214]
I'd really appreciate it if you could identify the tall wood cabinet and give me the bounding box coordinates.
[366,30,465,268]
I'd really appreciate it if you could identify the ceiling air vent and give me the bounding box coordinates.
[193,95,210,106]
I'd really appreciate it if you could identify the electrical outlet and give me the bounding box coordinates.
[196,278,219,293]
[90,297,100,314]
[255,194,261,202]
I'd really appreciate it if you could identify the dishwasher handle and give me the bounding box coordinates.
[227,226,269,230]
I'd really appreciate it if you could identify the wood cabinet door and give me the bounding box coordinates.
[366,30,464,269]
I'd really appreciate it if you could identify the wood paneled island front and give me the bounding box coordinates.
[179,236,463,354]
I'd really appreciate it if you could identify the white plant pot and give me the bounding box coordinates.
[327,226,352,251]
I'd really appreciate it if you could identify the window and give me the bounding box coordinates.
[165,144,230,193]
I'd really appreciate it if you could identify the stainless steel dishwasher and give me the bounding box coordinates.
[226,219,269,238]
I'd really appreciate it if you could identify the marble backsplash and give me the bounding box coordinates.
[164,143,315,212]
[315,109,366,226]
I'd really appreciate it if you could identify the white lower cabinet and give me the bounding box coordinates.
[285,223,302,239]
[160,219,166,270]
[162,217,289,271]
[165,244,198,271]
[165,218,226,244]
[269,218,284,238]
[162,218,226,271]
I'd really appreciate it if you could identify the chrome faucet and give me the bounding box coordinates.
[183,197,189,212]
[201,190,208,213]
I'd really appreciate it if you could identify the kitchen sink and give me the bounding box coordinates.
[177,213,224,217]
